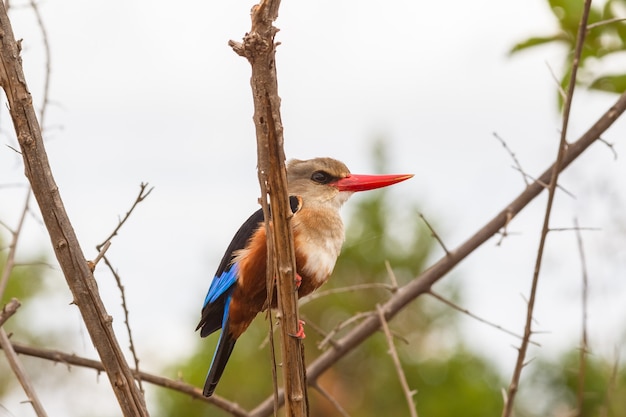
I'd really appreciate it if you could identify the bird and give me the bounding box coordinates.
[197,157,413,397]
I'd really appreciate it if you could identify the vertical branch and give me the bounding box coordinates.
[229,1,308,416]
[0,4,149,417]
[502,1,593,416]
[574,218,589,417]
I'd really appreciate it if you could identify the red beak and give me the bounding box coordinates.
[333,173,414,192]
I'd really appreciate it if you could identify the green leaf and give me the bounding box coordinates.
[590,73,626,93]
[509,34,567,55]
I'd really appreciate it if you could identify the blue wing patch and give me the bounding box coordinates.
[203,263,239,308]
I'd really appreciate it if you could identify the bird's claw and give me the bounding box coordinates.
[289,319,306,339]
[294,273,302,292]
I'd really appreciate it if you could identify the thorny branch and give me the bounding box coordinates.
[229,0,308,416]
[574,218,589,417]
[0,2,149,415]
[95,182,153,393]
[377,304,418,417]
[0,340,249,417]
[502,2,593,416]
[251,76,626,417]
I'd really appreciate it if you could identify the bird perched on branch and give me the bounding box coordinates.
[197,157,412,397]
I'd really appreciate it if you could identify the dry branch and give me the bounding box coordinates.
[229,0,308,416]
[0,4,148,416]
[503,2,592,415]
[0,341,250,417]
[0,329,49,417]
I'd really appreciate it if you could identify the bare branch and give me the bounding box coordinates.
[317,312,374,351]
[96,182,153,251]
[0,4,149,415]
[0,190,30,301]
[28,0,50,126]
[502,2,593,416]
[586,17,626,31]
[299,283,396,306]
[88,240,111,272]
[376,304,418,417]
[574,217,589,417]
[0,341,250,417]
[0,298,20,329]
[419,212,449,255]
[427,290,540,347]
[230,0,308,415]
[310,381,351,417]
[92,183,153,393]
[0,315,49,417]
[101,255,144,392]
[493,132,529,186]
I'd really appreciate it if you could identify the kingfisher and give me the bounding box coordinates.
[197,157,412,397]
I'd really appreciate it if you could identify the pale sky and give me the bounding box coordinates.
[1,0,626,415]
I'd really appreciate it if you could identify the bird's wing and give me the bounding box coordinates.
[197,207,264,336]
[197,196,302,337]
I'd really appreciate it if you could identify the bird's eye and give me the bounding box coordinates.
[311,170,333,184]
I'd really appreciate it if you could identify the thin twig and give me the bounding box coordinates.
[102,255,144,392]
[299,283,396,306]
[586,17,626,31]
[384,260,400,291]
[574,217,589,417]
[0,341,250,417]
[427,290,540,347]
[0,190,30,301]
[96,182,153,251]
[599,352,620,417]
[545,61,568,102]
[317,312,373,350]
[28,0,51,126]
[493,132,529,186]
[0,328,49,417]
[0,298,20,329]
[549,226,600,232]
[502,2,593,416]
[310,381,351,417]
[511,166,576,198]
[0,2,149,412]
[418,213,449,255]
[376,304,418,417]
[88,240,111,272]
[597,137,618,160]
[93,183,153,392]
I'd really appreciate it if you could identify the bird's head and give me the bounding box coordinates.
[286,157,413,209]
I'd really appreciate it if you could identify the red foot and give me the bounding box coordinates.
[294,274,302,291]
[289,319,306,339]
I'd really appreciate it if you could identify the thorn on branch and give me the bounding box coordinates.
[598,137,618,160]
[427,290,541,347]
[493,132,529,186]
[418,212,449,256]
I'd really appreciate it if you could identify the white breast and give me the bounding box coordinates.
[293,207,345,287]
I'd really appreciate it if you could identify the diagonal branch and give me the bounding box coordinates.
[250,79,626,417]
[0,341,250,417]
[0,302,48,417]
[0,4,148,416]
